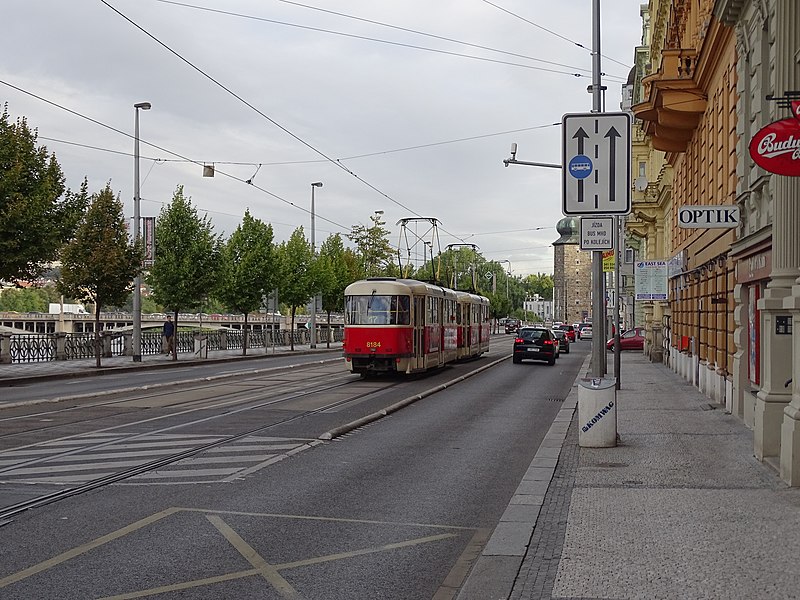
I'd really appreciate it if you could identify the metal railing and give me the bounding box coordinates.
[1,327,343,364]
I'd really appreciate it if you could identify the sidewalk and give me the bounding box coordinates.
[460,351,800,600]
[0,343,343,385]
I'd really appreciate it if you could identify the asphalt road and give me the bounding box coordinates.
[0,339,589,599]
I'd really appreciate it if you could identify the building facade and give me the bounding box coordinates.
[630,0,800,485]
[552,218,592,325]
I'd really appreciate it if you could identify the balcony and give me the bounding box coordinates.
[633,48,706,153]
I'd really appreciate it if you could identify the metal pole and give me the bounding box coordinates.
[132,101,150,362]
[590,0,605,378]
[310,182,322,348]
[614,215,622,388]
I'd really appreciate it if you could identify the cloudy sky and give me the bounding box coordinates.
[2,0,642,277]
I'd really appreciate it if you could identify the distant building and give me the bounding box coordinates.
[552,218,592,324]
[524,295,553,323]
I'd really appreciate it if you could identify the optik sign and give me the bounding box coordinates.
[748,100,800,176]
[678,205,739,228]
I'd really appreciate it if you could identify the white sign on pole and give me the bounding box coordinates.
[580,217,615,250]
[635,260,669,301]
[678,205,740,228]
[562,112,632,216]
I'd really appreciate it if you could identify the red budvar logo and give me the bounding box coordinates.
[749,117,800,176]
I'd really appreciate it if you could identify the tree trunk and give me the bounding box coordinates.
[290,307,296,351]
[172,310,178,361]
[95,305,102,368]
[243,312,248,356]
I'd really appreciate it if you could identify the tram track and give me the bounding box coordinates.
[0,363,349,442]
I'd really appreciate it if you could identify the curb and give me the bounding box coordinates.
[454,354,589,600]
[318,354,511,440]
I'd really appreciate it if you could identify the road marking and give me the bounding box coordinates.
[0,507,181,589]
[433,527,492,600]
[207,514,305,599]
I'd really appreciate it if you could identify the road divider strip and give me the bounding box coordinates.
[318,355,511,441]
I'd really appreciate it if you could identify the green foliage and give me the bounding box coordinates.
[58,183,142,366]
[218,210,277,315]
[0,287,57,312]
[347,212,396,278]
[148,186,221,320]
[317,233,350,314]
[524,273,554,301]
[0,106,88,282]
[276,227,313,349]
[218,210,277,354]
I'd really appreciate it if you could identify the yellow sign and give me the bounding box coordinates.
[602,250,615,272]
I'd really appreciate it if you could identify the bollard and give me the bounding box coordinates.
[194,334,208,359]
[578,377,617,447]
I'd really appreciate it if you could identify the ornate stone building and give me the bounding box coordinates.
[552,218,592,325]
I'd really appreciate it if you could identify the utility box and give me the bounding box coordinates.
[194,334,208,359]
[578,377,617,447]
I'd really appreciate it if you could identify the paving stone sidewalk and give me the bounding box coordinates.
[461,352,800,600]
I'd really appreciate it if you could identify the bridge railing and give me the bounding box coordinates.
[0,326,343,364]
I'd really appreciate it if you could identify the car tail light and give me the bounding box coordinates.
[543,339,553,345]
[514,337,524,344]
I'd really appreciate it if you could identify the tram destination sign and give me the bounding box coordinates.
[678,205,740,228]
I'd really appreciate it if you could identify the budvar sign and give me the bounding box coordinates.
[678,205,740,228]
[749,106,800,176]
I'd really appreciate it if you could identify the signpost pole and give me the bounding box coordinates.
[614,215,622,389]
[591,0,605,379]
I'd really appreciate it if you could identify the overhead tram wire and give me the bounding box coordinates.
[100,1,474,247]
[0,79,350,233]
[480,0,632,71]
[154,0,625,80]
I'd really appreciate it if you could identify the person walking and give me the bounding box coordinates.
[163,315,175,356]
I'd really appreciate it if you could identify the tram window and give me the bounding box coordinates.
[345,295,410,325]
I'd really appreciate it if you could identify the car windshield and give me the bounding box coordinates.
[554,331,566,339]
[345,294,411,325]
[519,329,545,341]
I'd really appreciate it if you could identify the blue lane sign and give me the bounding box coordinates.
[568,155,593,179]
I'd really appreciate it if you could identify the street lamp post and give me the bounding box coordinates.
[132,101,151,362]
[499,259,512,299]
[310,182,323,348]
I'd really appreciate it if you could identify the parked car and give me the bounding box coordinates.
[513,327,558,365]
[579,324,593,340]
[607,327,644,351]
[555,323,576,342]
[553,329,571,353]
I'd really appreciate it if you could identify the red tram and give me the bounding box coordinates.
[343,278,490,375]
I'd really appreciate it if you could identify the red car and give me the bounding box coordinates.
[607,327,644,351]
[555,323,576,342]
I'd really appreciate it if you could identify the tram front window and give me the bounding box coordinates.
[345,295,411,325]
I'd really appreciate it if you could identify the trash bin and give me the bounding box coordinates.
[578,377,617,447]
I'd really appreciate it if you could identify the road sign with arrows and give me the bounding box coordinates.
[562,112,631,216]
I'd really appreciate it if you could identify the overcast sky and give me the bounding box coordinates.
[2,0,642,277]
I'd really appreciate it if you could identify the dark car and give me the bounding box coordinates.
[555,323,576,342]
[553,329,570,353]
[607,327,644,351]
[513,327,558,365]
[505,318,521,334]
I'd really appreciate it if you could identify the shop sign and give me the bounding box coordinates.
[749,116,800,176]
[678,205,739,228]
[735,250,771,284]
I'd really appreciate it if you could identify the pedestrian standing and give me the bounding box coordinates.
[163,315,175,355]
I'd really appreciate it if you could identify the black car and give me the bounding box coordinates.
[553,329,570,353]
[512,327,558,365]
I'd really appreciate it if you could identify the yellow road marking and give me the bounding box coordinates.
[206,514,305,600]
[98,569,261,600]
[0,507,181,589]
[179,506,475,530]
[432,527,492,600]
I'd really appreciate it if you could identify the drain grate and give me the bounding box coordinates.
[548,397,565,402]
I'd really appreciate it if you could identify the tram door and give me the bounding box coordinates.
[414,296,425,370]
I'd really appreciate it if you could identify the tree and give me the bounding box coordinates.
[0,106,88,283]
[317,233,352,347]
[148,186,220,360]
[524,273,554,301]
[276,227,313,351]
[218,210,278,355]
[347,212,396,278]
[58,183,142,367]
